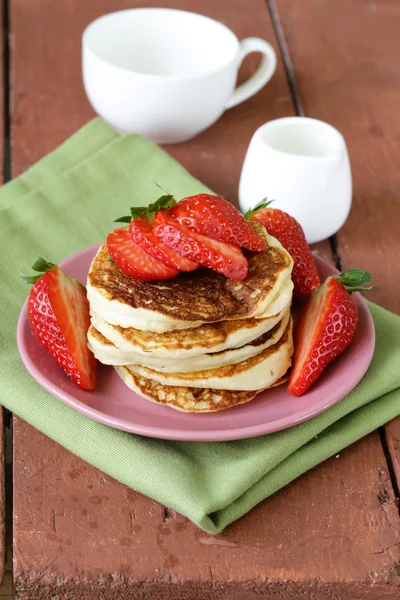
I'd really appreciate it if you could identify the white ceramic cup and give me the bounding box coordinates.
[238,117,352,244]
[82,8,276,144]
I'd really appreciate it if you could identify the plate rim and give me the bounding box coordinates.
[17,244,376,442]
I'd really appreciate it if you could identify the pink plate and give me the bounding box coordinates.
[17,245,375,442]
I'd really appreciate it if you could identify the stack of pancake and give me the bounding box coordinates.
[87,224,294,412]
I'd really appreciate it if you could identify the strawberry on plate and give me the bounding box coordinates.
[245,200,320,300]
[107,228,179,281]
[287,269,371,396]
[170,193,267,251]
[152,208,248,280]
[129,217,198,272]
[20,257,98,391]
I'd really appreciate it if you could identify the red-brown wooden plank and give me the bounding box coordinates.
[276,0,400,526]
[13,424,400,600]
[274,0,400,311]
[11,0,295,201]
[10,0,399,598]
[386,420,400,492]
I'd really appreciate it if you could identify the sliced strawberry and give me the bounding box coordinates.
[287,270,371,396]
[129,217,198,272]
[169,194,267,251]
[107,228,179,281]
[21,257,98,390]
[152,209,248,280]
[246,200,321,300]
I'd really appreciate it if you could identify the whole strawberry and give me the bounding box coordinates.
[245,200,320,300]
[21,257,98,390]
[287,270,371,396]
[169,193,267,251]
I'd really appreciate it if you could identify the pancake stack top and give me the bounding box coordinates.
[87,224,295,412]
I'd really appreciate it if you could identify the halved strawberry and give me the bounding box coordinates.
[246,200,321,300]
[129,217,198,272]
[152,209,248,280]
[287,270,371,396]
[169,194,267,251]
[21,257,98,390]
[107,228,179,281]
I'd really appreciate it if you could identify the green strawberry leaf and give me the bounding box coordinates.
[20,273,43,284]
[114,215,132,224]
[114,194,177,226]
[244,198,274,219]
[146,194,176,213]
[20,256,58,284]
[335,269,372,293]
[131,195,177,223]
[130,205,152,220]
[31,256,57,273]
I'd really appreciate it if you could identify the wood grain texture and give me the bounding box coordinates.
[10,0,398,598]
[275,0,400,312]
[0,463,12,599]
[276,0,400,549]
[13,422,400,599]
[386,419,400,496]
[11,0,294,203]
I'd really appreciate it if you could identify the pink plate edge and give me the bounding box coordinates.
[17,244,376,442]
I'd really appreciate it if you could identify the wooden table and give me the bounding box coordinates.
[1,0,399,598]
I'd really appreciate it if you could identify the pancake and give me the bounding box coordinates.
[115,368,288,413]
[87,309,291,372]
[125,317,293,390]
[87,224,293,332]
[90,299,290,358]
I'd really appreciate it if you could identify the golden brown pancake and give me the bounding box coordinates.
[126,317,293,390]
[87,310,291,372]
[87,224,293,332]
[115,367,288,413]
[90,302,289,357]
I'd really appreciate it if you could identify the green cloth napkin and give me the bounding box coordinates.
[1,119,399,534]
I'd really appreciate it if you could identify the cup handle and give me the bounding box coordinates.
[226,38,277,109]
